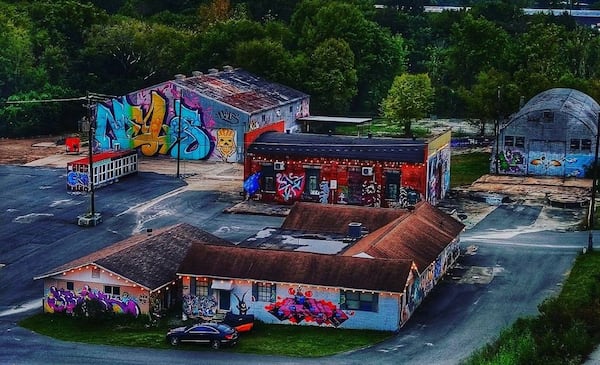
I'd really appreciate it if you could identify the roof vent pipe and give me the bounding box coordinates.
[348,222,362,238]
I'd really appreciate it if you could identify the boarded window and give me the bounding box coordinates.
[570,139,581,150]
[582,139,592,151]
[504,136,514,147]
[515,137,525,148]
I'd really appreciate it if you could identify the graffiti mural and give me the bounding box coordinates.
[319,180,330,204]
[215,128,237,162]
[66,171,89,190]
[96,89,215,160]
[564,155,593,178]
[497,148,526,174]
[275,172,305,202]
[265,287,350,327]
[182,294,218,318]
[361,181,381,207]
[388,187,421,208]
[44,285,140,317]
[427,148,451,206]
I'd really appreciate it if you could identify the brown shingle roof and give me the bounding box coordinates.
[342,203,465,271]
[178,244,412,293]
[34,223,232,291]
[282,202,406,235]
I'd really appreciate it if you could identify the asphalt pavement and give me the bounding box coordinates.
[0,164,594,365]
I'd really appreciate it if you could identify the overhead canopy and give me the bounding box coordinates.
[211,280,233,291]
[297,116,372,124]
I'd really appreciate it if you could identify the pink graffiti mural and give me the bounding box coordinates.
[265,287,350,327]
[275,172,305,202]
[45,285,140,317]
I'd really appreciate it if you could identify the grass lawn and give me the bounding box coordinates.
[19,314,392,357]
[451,152,491,188]
[464,251,600,364]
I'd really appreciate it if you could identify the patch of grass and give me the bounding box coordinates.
[19,314,392,357]
[451,152,491,188]
[462,251,600,365]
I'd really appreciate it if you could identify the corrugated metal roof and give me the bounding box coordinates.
[509,88,600,132]
[247,132,426,163]
[173,69,308,114]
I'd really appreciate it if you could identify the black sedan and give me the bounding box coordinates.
[166,323,239,349]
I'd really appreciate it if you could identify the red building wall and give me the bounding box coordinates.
[245,155,426,208]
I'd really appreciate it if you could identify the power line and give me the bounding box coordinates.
[4,96,87,104]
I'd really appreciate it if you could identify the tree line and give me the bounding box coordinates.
[1,0,600,137]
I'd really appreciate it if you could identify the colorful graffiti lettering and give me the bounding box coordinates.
[45,285,140,317]
[96,91,214,160]
[66,171,89,189]
[168,99,214,160]
[182,294,217,318]
[215,128,236,161]
[265,287,350,327]
[216,110,240,124]
[319,180,330,204]
[361,181,381,207]
[276,172,305,202]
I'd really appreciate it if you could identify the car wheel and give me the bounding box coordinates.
[169,337,179,346]
[210,340,221,350]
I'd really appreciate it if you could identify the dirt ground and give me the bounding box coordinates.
[0,136,66,165]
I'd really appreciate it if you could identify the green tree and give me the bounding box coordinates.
[381,73,434,137]
[459,69,519,136]
[305,38,358,114]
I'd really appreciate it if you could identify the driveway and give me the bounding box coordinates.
[0,165,589,364]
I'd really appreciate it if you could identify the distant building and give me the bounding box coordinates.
[93,68,309,163]
[492,88,600,178]
[244,130,452,206]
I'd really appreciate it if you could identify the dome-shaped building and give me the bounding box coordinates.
[492,88,600,178]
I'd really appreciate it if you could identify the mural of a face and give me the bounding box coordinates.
[216,128,236,159]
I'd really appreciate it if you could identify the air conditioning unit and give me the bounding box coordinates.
[361,166,374,176]
[274,161,285,171]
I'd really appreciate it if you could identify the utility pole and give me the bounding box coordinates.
[588,112,600,252]
[176,97,182,179]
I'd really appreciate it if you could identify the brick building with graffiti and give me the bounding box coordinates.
[492,88,600,178]
[244,129,452,207]
[93,67,309,163]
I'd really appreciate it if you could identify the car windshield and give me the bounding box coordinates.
[215,324,232,332]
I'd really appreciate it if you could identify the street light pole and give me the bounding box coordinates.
[588,112,600,252]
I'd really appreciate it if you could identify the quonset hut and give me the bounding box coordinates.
[492,88,600,178]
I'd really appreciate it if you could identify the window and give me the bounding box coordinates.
[504,136,514,147]
[570,139,581,150]
[515,137,525,148]
[582,139,592,151]
[104,286,120,297]
[191,278,210,297]
[340,290,378,312]
[92,268,100,278]
[252,282,276,302]
[385,171,401,200]
[304,168,320,195]
[261,164,275,192]
[66,281,74,291]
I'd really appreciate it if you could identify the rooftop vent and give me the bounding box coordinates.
[208,68,219,74]
[348,222,362,238]
[174,74,186,80]
[191,71,203,77]
[223,65,234,72]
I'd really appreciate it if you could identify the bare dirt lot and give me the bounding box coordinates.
[0,136,65,165]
